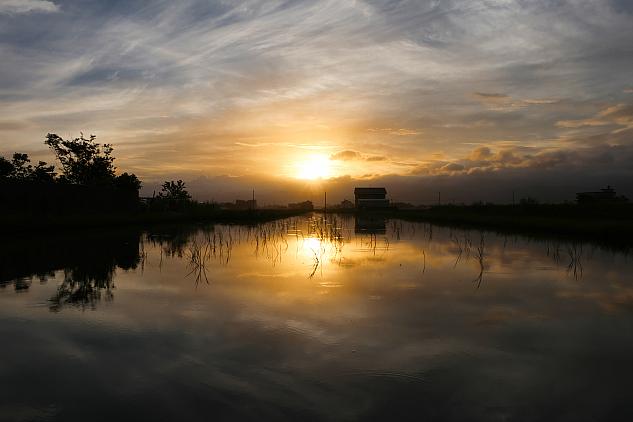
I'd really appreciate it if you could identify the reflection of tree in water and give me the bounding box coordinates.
[1,272,54,293]
[50,267,114,312]
[0,229,141,311]
[146,225,202,259]
[51,238,141,311]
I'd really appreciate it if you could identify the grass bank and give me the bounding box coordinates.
[0,208,308,234]
[323,203,633,249]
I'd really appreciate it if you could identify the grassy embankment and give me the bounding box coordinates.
[0,207,309,234]
[323,203,633,247]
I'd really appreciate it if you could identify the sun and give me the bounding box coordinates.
[295,154,332,180]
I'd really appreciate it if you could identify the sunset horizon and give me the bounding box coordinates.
[2,2,633,420]
[2,0,632,204]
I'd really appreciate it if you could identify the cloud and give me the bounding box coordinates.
[405,138,633,180]
[0,120,28,131]
[329,150,388,162]
[600,104,633,127]
[367,128,421,136]
[522,98,560,105]
[366,155,387,162]
[440,163,465,172]
[473,92,508,99]
[473,92,560,112]
[556,103,633,129]
[0,0,58,14]
[330,150,361,161]
[393,129,421,136]
[0,0,632,193]
[469,147,493,161]
[556,119,610,128]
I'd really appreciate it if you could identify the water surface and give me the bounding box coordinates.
[1,215,632,421]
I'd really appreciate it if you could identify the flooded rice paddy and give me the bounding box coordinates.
[1,214,632,421]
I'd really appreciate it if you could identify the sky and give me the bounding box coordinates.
[1,0,632,204]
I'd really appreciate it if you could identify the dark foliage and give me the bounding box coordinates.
[1,133,140,190]
[0,153,56,182]
[45,133,116,186]
[10,153,32,179]
[1,133,142,217]
[159,179,191,201]
[31,161,57,182]
[146,179,192,211]
[0,229,141,311]
[0,157,12,178]
[115,172,142,192]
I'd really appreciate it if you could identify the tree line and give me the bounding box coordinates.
[0,133,191,207]
[0,133,141,191]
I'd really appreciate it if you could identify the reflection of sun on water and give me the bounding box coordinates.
[300,236,328,263]
[302,237,322,254]
[300,236,328,281]
[295,154,331,180]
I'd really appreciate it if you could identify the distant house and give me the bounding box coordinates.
[576,186,628,204]
[354,187,389,209]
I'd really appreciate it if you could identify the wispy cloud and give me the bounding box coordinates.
[330,150,389,163]
[0,0,58,14]
[330,150,361,161]
[472,92,560,112]
[556,103,633,129]
[0,0,632,197]
[368,127,422,136]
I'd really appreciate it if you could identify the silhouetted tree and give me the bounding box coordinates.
[159,180,191,201]
[42,132,142,194]
[0,157,14,179]
[45,133,116,186]
[31,161,57,182]
[0,153,56,182]
[10,153,32,179]
[115,172,142,192]
[1,134,143,215]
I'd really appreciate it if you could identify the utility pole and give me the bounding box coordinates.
[438,191,441,206]
[512,190,515,206]
[324,191,327,213]
[252,189,255,210]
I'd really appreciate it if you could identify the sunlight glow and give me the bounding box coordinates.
[295,154,332,180]
[302,237,322,253]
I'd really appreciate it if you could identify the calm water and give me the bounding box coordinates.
[1,215,633,421]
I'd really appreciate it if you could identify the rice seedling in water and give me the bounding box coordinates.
[471,235,486,289]
[186,240,212,286]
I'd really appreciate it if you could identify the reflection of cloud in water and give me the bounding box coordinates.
[1,216,633,419]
